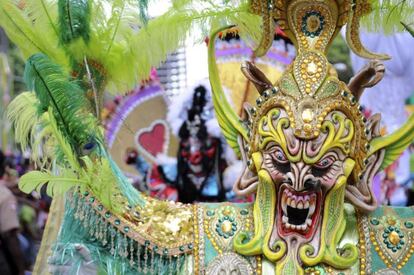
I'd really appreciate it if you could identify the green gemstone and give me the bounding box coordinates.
[179,246,185,252]
[232,225,237,231]
[188,244,193,249]
[383,233,389,238]
[83,191,89,196]
[240,209,249,215]
[115,219,121,225]
[384,228,390,233]
[89,197,95,203]
[105,212,111,218]
[207,210,215,216]
[124,226,129,233]
[224,216,229,220]
[370,218,380,225]
[405,221,414,229]
[144,240,150,246]
[350,96,356,104]
[153,245,158,252]
[163,248,169,254]
[97,205,103,211]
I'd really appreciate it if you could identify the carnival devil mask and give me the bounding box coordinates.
[209,0,414,273]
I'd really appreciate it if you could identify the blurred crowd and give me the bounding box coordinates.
[0,150,50,275]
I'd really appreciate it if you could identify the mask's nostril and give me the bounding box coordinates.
[304,179,320,190]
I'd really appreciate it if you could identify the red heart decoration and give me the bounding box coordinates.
[135,120,169,162]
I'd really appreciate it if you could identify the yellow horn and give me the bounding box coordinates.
[346,2,391,60]
[208,26,249,157]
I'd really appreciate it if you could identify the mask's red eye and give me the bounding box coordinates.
[315,156,334,169]
[272,148,288,164]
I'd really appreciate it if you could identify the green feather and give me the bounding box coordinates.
[133,0,259,82]
[138,0,149,24]
[58,0,90,45]
[6,92,39,152]
[362,0,414,33]
[24,53,99,153]
[19,170,85,196]
[0,1,68,67]
[401,22,414,37]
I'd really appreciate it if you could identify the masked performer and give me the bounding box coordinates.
[4,0,414,274]
[171,84,228,202]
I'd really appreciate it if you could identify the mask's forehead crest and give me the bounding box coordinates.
[250,0,390,60]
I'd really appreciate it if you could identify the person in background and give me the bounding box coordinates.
[0,150,25,275]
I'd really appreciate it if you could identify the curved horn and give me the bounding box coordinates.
[346,2,391,60]
[208,27,248,157]
[241,61,273,95]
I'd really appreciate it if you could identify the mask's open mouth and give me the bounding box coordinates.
[277,184,322,239]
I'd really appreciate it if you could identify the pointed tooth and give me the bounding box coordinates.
[287,197,292,206]
[301,224,307,231]
[304,200,310,209]
[306,218,312,226]
[291,199,296,208]
[286,223,291,229]
[282,215,288,223]
[309,203,315,215]
[282,191,288,204]
[305,195,310,202]
[297,201,303,209]
[282,199,287,214]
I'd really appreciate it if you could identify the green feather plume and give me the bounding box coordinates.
[24,53,100,154]
[133,0,261,82]
[6,92,39,152]
[19,170,85,197]
[401,22,414,37]
[58,0,90,45]
[0,1,68,67]
[362,0,414,33]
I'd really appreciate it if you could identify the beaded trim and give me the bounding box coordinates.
[75,191,193,256]
[193,204,206,274]
[357,213,372,275]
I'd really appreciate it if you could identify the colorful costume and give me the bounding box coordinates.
[3,0,414,274]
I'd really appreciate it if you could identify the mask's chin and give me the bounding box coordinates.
[277,183,322,240]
